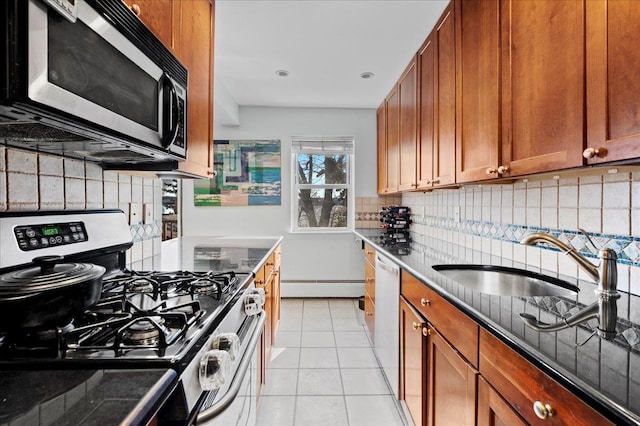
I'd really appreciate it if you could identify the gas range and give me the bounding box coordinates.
[0,269,248,364]
[0,210,267,425]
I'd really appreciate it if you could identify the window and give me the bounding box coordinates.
[291,137,355,232]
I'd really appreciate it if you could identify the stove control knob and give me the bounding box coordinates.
[244,288,265,316]
[199,349,232,391]
[211,333,240,361]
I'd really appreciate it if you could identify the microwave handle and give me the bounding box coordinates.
[162,74,180,149]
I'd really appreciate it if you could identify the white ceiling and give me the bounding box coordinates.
[214,0,449,111]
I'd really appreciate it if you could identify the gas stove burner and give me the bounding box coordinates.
[127,277,157,294]
[121,317,168,346]
[191,278,219,296]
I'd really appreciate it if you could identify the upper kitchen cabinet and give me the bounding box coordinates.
[417,3,457,190]
[455,0,500,183]
[499,0,585,176]
[585,0,640,164]
[397,57,418,191]
[377,103,389,194]
[125,0,215,178]
[385,86,401,194]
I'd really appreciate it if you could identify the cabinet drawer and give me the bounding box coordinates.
[365,261,375,302]
[364,295,375,343]
[401,270,478,367]
[479,329,614,426]
[364,243,376,266]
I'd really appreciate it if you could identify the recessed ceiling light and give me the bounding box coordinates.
[275,70,289,77]
[360,72,374,79]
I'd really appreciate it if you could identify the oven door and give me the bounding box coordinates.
[24,0,186,157]
[195,310,265,425]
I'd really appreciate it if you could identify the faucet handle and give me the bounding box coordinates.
[577,228,599,253]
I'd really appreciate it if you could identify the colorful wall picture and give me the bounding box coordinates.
[194,140,281,206]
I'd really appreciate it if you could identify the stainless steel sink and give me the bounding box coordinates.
[431,264,579,297]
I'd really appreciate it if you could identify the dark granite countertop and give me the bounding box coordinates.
[354,228,640,425]
[152,236,284,275]
[0,369,177,426]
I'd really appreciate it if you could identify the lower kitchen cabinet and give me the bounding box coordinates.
[399,296,426,426]
[477,376,527,426]
[363,243,376,342]
[427,325,478,426]
[479,330,614,426]
[255,244,281,383]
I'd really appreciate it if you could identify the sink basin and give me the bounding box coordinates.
[431,264,579,297]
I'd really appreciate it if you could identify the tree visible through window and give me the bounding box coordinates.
[292,137,354,231]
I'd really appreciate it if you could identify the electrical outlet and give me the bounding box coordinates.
[454,205,461,223]
[143,203,153,224]
[129,203,143,225]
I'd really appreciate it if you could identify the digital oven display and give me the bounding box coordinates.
[14,221,87,251]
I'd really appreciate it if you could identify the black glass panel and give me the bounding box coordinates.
[47,13,158,130]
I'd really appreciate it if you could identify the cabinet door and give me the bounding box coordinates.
[433,3,456,187]
[399,297,426,426]
[455,0,501,183]
[417,33,435,189]
[427,326,477,426]
[501,0,585,176]
[122,0,180,52]
[477,377,527,426]
[386,87,400,193]
[398,57,418,191]
[377,103,389,194]
[175,0,215,178]
[586,0,640,164]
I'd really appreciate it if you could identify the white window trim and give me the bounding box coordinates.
[290,136,355,233]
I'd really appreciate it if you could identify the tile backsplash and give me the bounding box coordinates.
[0,146,162,268]
[401,168,640,295]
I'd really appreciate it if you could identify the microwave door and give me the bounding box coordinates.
[26,0,165,150]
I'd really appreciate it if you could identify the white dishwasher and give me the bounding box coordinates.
[374,252,400,398]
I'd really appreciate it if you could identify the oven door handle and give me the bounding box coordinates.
[196,310,266,424]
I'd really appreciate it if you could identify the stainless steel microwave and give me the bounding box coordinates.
[0,0,187,164]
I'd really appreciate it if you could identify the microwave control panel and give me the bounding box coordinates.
[14,222,88,251]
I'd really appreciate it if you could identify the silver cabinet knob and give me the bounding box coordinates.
[486,167,498,176]
[583,147,602,159]
[533,401,554,419]
[497,165,509,175]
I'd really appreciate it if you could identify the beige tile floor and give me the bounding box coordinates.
[256,298,409,426]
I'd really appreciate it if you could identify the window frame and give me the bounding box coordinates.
[290,137,355,233]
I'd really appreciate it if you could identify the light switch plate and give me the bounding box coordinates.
[130,203,143,225]
[143,203,153,224]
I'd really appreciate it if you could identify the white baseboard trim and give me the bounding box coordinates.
[281,282,365,298]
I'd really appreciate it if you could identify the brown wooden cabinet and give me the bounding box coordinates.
[477,376,527,426]
[418,3,456,190]
[500,0,585,177]
[385,86,400,193]
[427,325,477,426]
[399,296,426,426]
[123,0,215,178]
[255,244,281,380]
[454,0,500,183]
[400,270,478,426]
[363,243,376,342]
[480,329,614,426]
[376,104,388,194]
[586,0,640,164]
[398,57,418,191]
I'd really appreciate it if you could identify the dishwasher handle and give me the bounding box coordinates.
[376,254,399,275]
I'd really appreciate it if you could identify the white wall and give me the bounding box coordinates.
[181,106,377,288]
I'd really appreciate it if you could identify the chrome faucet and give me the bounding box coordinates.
[519,231,619,341]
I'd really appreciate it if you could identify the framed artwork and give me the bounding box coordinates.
[194,139,281,206]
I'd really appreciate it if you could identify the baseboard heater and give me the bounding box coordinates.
[280,279,364,298]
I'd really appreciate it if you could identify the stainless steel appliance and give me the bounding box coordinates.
[374,252,400,398]
[0,210,264,425]
[1,0,187,164]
